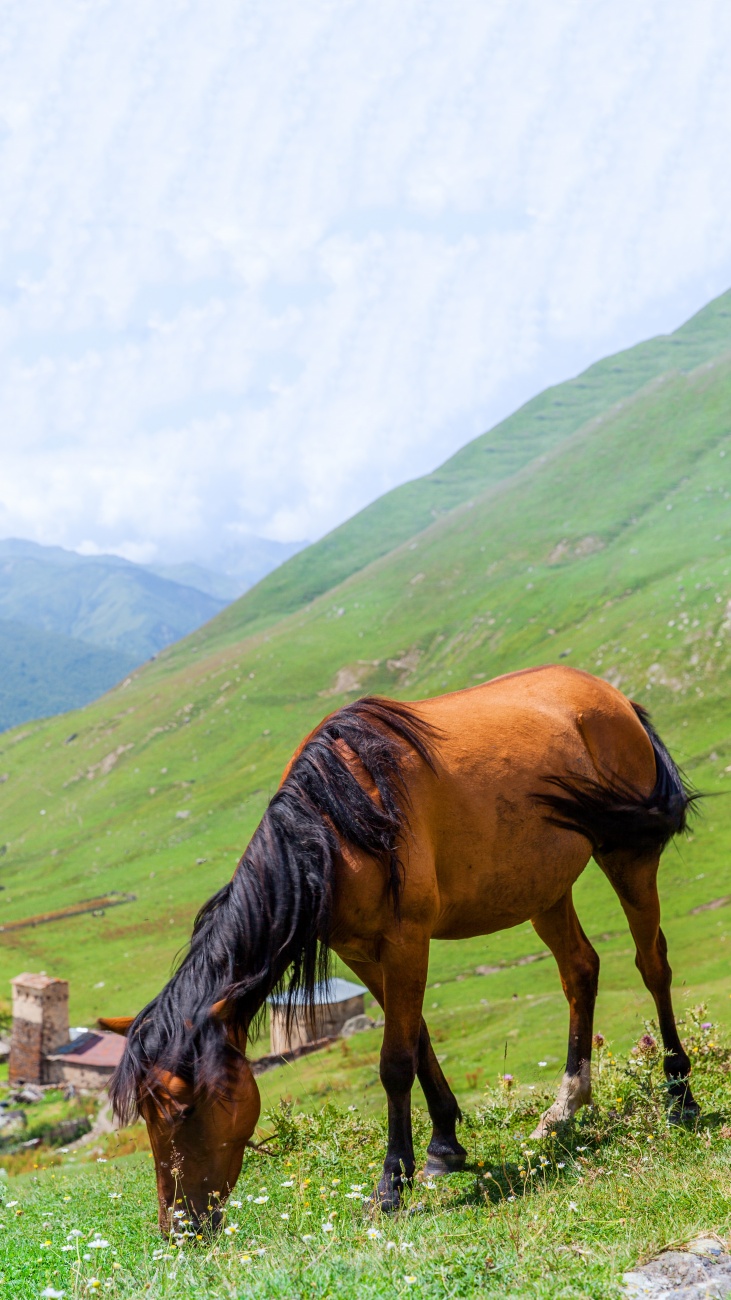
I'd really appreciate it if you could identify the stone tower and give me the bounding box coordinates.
[9,973,70,1085]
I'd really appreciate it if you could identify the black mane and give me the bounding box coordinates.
[109,696,438,1122]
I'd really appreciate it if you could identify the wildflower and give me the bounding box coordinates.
[424,1180,436,1190]
[386,1241,397,1251]
[367,1228,382,1239]
[255,1248,266,1256]
[483,1171,492,1179]
[350,1183,365,1191]
[41,1290,66,1299]
[67,1230,84,1239]
[404,1277,417,1285]
[646,1134,654,1143]
[6,1201,18,1208]
[223,1224,239,1236]
[253,1195,269,1204]
[593,1032,605,1047]
[96,1158,107,1164]
[328,1210,337,1219]
[108,1192,122,1200]
[280,1213,289,1220]
[331,1178,341,1186]
[502,1073,514,1086]
[568,1201,578,1211]
[322,1222,334,1233]
[240,1253,252,1262]
[507,1195,516,1202]
[538,1061,547,1068]
[229,1199,243,1208]
[301,1235,314,1243]
[280,1180,294,1187]
[638,1033,657,1054]
[345,1192,362,1199]
[86,1283,100,1292]
[576,1146,587,1153]
[40,1240,52,1248]
[702,1022,713,1030]
[63,1196,72,1202]
[557,1162,565,1169]
[61,1245,74,1252]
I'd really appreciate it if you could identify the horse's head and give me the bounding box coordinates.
[100,1010,260,1235]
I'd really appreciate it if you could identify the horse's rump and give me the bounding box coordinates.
[535,703,697,857]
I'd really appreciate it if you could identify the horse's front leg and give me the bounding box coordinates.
[376,939,429,1210]
[344,958,466,1179]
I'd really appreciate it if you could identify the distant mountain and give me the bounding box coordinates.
[147,538,305,602]
[0,539,226,730]
[0,539,226,661]
[0,619,136,732]
[0,535,305,730]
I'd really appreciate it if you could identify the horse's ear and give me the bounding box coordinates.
[98,1015,135,1037]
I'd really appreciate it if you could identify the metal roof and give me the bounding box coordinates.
[46,1030,126,1069]
[268,977,366,1008]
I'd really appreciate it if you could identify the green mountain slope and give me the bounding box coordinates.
[0,620,136,733]
[0,297,730,1108]
[217,288,731,636]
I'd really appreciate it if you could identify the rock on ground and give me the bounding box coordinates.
[624,1240,731,1298]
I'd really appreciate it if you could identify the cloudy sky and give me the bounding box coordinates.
[1,1,731,565]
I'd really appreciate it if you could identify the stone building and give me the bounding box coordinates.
[9,973,70,1085]
[8,972,124,1091]
[268,977,366,1055]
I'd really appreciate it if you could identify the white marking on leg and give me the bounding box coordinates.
[530,1061,591,1137]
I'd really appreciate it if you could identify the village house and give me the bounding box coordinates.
[8,972,125,1092]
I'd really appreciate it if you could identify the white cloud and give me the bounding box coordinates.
[0,0,730,560]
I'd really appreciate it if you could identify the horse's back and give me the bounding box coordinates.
[415,664,654,790]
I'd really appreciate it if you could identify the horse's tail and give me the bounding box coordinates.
[535,703,698,857]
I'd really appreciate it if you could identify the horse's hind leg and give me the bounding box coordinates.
[345,959,466,1179]
[598,848,698,1116]
[529,890,599,1138]
[418,1021,467,1176]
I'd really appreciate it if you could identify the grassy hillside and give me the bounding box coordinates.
[217,287,731,635]
[0,296,728,1125]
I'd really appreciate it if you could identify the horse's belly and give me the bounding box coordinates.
[430,803,591,940]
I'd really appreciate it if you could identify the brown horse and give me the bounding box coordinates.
[101,665,698,1229]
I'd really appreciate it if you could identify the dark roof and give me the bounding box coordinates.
[46,1031,125,1069]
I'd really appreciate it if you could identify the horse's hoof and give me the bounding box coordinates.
[422,1149,467,1177]
[367,1184,401,1214]
[668,1094,701,1124]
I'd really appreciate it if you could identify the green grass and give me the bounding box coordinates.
[2,1015,730,1298]
[1,292,731,1293]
